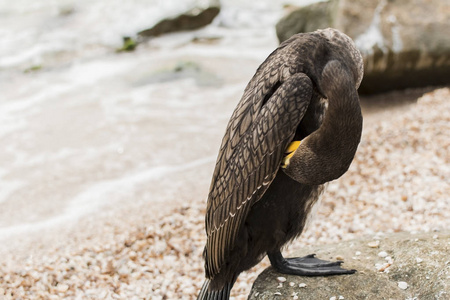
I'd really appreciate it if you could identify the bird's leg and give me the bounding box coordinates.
[267,250,356,276]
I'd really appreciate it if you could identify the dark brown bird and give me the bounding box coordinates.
[197,28,364,300]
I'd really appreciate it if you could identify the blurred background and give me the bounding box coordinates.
[0,0,448,299]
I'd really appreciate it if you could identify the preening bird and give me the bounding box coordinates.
[197,28,364,300]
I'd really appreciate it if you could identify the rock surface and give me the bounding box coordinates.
[276,0,450,94]
[248,231,450,299]
[138,0,220,37]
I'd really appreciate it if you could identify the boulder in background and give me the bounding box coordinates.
[276,0,450,94]
[138,0,220,37]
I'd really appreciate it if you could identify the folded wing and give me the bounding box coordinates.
[204,71,313,278]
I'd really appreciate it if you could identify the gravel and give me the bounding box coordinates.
[0,87,449,299]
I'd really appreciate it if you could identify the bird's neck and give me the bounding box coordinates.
[318,83,363,153]
[284,62,363,186]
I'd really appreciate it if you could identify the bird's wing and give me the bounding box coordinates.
[204,72,313,278]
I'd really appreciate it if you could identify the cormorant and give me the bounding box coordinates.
[197,28,364,300]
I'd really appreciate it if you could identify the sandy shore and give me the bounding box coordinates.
[0,87,449,299]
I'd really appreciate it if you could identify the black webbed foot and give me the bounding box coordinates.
[268,251,356,276]
[286,254,343,268]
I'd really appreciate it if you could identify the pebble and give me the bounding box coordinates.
[277,277,287,283]
[336,255,345,260]
[56,284,69,293]
[398,281,408,290]
[289,282,295,287]
[299,283,307,288]
[385,256,393,265]
[377,262,391,272]
[378,251,388,258]
[368,241,380,248]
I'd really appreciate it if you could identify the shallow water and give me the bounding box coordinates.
[0,0,321,241]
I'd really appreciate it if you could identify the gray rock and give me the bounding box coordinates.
[276,0,450,94]
[138,0,220,37]
[275,1,340,44]
[248,231,450,299]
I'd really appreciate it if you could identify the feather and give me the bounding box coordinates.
[204,72,313,279]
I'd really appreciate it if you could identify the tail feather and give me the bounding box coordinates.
[197,279,234,300]
[197,279,210,300]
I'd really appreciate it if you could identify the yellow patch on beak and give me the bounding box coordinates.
[281,140,301,169]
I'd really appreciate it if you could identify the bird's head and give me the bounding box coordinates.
[317,28,364,90]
